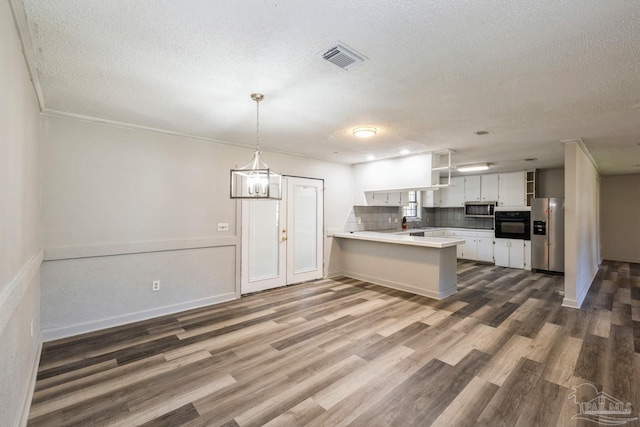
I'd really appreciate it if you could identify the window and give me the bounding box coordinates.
[402,191,421,218]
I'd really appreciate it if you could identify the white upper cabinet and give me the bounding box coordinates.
[422,190,440,207]
[480,174,499,201]
[464,174,499,202]
[497,172,526,207]
[364,191,409,206]
[369,193,387,206]
[389,191,409,206]
[440,176,465,207]
[464,176,481,201]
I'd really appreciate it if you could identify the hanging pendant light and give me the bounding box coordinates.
[230,93,282,199]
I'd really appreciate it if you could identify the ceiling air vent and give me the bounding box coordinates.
[321,43,367,71]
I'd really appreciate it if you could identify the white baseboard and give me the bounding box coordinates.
[41,293,238,342]
[562,267,598,309]
[561,297,581,309]
[338,271,456,300]
[601,256,640,264]
[19,335,42,427]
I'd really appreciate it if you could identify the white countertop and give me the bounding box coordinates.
[334,231,464,248]
[392,227,494,234]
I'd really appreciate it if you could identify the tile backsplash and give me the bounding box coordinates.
[423,207,494,229]
[344,206,403,231]
[343,206,493,232]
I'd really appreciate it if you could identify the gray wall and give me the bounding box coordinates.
[537,168,565,198]
[40,115,354,340]
[600,174,640,263]
[1,2,42,425]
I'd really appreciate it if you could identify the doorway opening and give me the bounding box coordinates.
[241,176,324,294]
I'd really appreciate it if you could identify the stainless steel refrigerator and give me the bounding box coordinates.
[531,198,564,273]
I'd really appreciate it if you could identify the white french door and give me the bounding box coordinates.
[241,177,324,294]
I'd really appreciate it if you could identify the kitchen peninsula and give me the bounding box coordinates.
[334,231,464,300]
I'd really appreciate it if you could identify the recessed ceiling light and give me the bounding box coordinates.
[366,155,376,161]
[400,149,410,155]
[353,127,377,138]
[457,163,490,172]
[475,130,490,136]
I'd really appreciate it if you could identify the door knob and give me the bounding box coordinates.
[281,237,288,242]
[282,229,287,233]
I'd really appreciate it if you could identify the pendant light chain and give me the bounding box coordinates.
[255,96,260,151]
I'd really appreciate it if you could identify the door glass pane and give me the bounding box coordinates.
[249,200,279,280]
[294,185,317,272]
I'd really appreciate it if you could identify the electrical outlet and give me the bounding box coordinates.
[394,218,398,223]
[388,217,392,223]
[217,223,229,232]
[152,280,160,291]
[356,217,361,224]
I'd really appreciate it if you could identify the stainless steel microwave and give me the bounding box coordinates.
[464,202,496,217]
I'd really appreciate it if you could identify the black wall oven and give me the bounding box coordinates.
[494,208,531,240]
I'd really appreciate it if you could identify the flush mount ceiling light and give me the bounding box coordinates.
[230,93,282,199]
[353,127,377,138]
[457,163,490,172]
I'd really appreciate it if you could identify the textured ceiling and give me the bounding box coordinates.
[18,0,640,174]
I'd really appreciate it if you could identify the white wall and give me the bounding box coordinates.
[40,115,353,339]
[352,153,435,204]
[563,141,600,308]
[600,174,640,263]
[0,1,42,425]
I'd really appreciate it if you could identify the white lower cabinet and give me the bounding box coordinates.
[476,236,494,263]
[462,236,477,259]
[494,238,531,270]
[494,238,509,267]
[445,230,465,258]
[446,230,494,262]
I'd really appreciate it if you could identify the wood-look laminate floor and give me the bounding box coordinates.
[28,260,640,426]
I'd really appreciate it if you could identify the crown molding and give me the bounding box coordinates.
[561,138,600,174]
[8,0,45,111]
